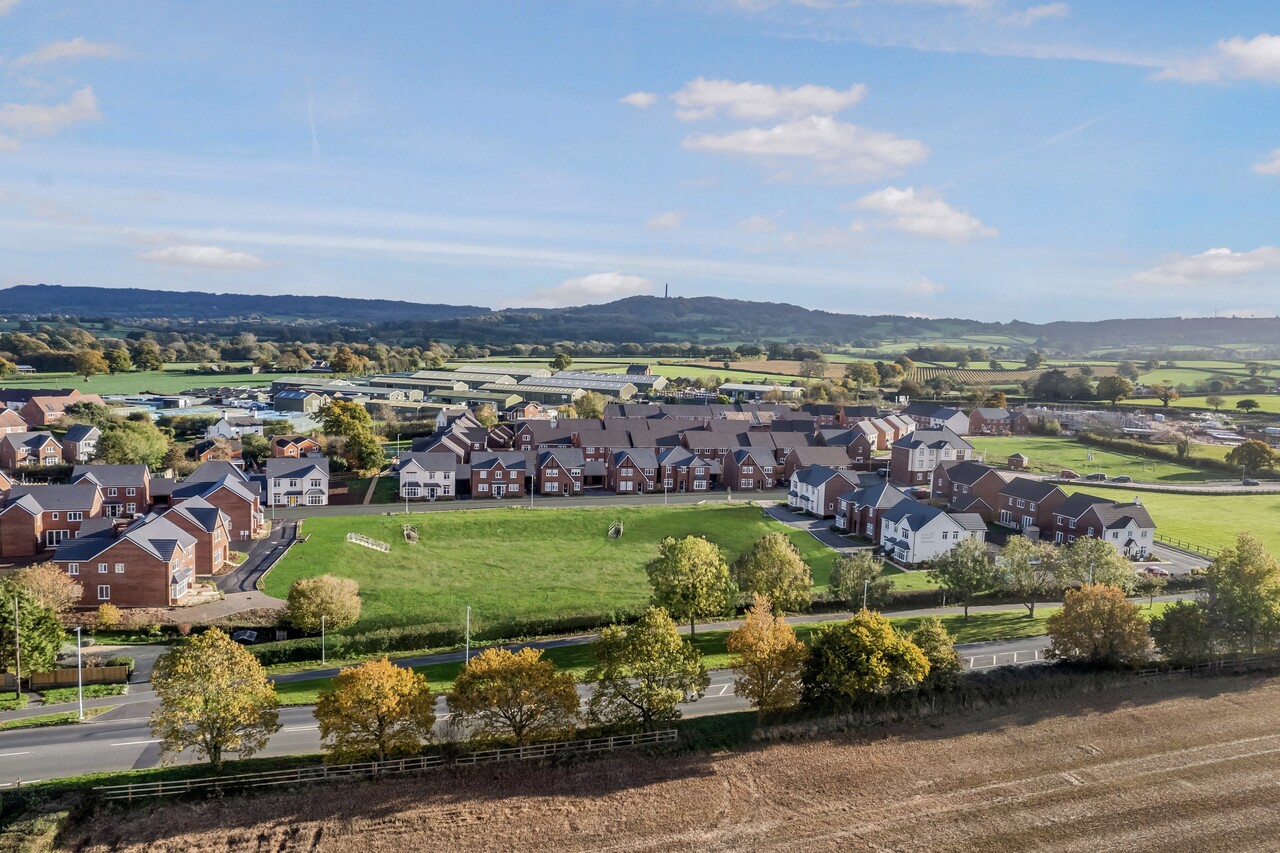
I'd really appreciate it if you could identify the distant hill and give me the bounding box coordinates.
[0,284,487,324]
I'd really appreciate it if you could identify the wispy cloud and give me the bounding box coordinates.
[138,244,270,270]
[11,38,128,67]
[619,91,658,108]
[1156,33,1280,84]
[854,186,996,241]
[999,3,1069,28]
[0,0,21,15]
[508,272,654,308]
[671,77,866,121]
[1129,246,1280,286]
[739,215,777,233]
[646,211,683,229]
[1255,149,1280,175]
[904,276,947,295]
[0,86,101,148]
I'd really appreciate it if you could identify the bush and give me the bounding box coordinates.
[248,626,463,666]
[95,603,122,630]
[105,655,135,672]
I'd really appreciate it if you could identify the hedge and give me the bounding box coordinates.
[1076,432,1242,476]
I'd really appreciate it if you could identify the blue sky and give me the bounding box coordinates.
[1,0,1279,322]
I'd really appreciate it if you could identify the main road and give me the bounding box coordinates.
[0,636,1051,787]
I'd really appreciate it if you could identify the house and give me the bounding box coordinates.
[889,429,975,487]
[72,465,152,517]
[272,435,324,458]
[207,416,265,440]
[626,364,653,377]
[172,462,265,541]
[535,448,585,496]
[899,402,970,435]
[19,392,105,428]
[0,432,62,469]
[192,438,243,464]
[1050,494,1156,558]
[839,405,880,426]
[802,404,842,427]
[397,452,463,501]
[721,448,777,491]
[52,514,197,608]
[995,477,1067,533]
[262,457,330,507]
[15,365,35,374]
[0,409,28,435]
[272,390,325,413]
[656,447,716,494]
[0,483,103,557]
[789,465,862,518]
[835,480,913,542]
[879,501,987,565]
[782,446,856,479]
[968,408,1031,436]
[161,497,233,575]
[61,424,102,464]
[817,425,880,468]
[469,451,528,499]
[931,460,1010,523]
[605,449,659,494]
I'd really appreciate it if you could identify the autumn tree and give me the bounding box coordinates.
[95,602,122,629]
[550,352,573,371]
[1205,394,1226,411]
[800,610,930,709]
[329,345,366,375]
[1226,439,1276,476]
[1095,375,1133,407]
[1149,600,1212,665]
[646,536,735,635]
[73,348,109,382]
[828,551,893,611]
[982,390,1008,408]
[11,562,82,614]
[572,391,606,420]
[587,607,709,730]
[283,574,361,633]
[149,627,281,772]
[1057,535,1136,593]
[911,617,962,690]
[732,533,813,613]
[1150,384,1180,407]
[1046,584,1152,666]
[106,347,133,374]
[844,361,879,397]
[927,537,995,619]
[1203,532,1280,654]
[0,581,64,681]
[726,594,808,717]
[473,403,499,429]
[316,658,436,762]
[131,339,165,371]
[1135,571,1167,609]
[318,398,373,438]
[449,647,579,745]
[996,536,1059,618]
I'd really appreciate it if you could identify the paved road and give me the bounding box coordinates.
[0,635,1052,787]
[216,519,300,594]
[1150,543,1211,575]
[764,504,873,554]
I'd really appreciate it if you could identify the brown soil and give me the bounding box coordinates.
[66,675,1280,852]
[691,360,847,381]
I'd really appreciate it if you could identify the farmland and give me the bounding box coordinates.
[911,364,1118,385]
[67,675,1280,852]
[968,436,1214,483]
[2,363,291,396]
[1130,393,1280,414]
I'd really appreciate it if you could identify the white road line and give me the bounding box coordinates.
[716,684,730,697]
[110,739,161,747]
[283,725,318,732]
[0,752,31,757]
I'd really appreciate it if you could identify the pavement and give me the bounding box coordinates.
[763,504,874,554]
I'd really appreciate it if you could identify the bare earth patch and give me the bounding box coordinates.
[68,675,1280,852]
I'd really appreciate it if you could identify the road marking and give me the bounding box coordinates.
[283,725,318,732]
[110,739,161,747]
[0,752,31,757]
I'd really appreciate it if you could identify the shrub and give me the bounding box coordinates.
[95,603,122,630]
[105,655,135,672]
[248,626,463,666]
[283,575,361,634]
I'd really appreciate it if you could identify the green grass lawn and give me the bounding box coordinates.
[969,436,1212,483]
[1130,394,1280,414]
[4,363,296,396]
[38,684,126,705]
[0,707,113,731]
[1067,487,1280,552]
[0,693,29,712]
[265,505,844,635]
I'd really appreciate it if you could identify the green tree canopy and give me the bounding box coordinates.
[828,551,893,611]
[800,610,930,709]
[731,532,813,613]
[646,535,735,635]
[927,538,996,619]
[1057,536,1137,593]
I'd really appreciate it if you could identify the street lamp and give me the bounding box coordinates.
[74,625,84,721]
[464,605,471,665]
[321,615,326,665]
[10,594,19,702]
[863,578,869,611]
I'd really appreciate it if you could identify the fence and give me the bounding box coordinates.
[30,666,129,690]
[94,729,677,802]
[345,532,390,552]
[1135,653,1280,678]
[1155,534,1220,559]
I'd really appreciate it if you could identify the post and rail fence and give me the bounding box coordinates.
[94,729,678,802]
[1154,534,1220,560]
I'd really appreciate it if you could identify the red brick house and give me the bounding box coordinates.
[469,451,528,498]
[271,435,324,458]
[931,460,1010,523]
[605,449,659,494]
[72,464,152,517]
[535,448,585,496]
[162,497,233,576]
[834,480,913,542]
[968,408,1032,436]
[838,405,880,426]
[995,477,1067,533]
[0,483,103,557]
[1050,494,1156,558]
[0,432,62,469]
[656,447,716,494]
[789,465,862,517]
[721,448,777,491]
[171,462,265,541]
[0,409,27,434]
[53,514,197,608]
[20,392,105,428]
[889,429,974,487]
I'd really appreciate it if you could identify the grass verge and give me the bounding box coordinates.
[38,684,126,705]
[0,706,113,731]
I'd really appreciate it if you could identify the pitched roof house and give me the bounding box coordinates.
[396,452,464,501]
[61,424,102,464]
[262,457,330,507]
[53,514,197,608]
[469,451,529,498]
[879,501,987,566]
[889,428,975,487]
[72,464,152,517]
[835,480,913,542]
[0,483,103,557]
[995,477,1067,533]
[788,465,862,518]
[0,432,62,469]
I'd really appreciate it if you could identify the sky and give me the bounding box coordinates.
[1,0,1279,322]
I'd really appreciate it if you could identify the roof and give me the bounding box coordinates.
[72,464,150,486]
[397,452,459,473]
[999,477,1065,503]
[893,428,974,452]
[1053,492,1114,520]
[0,431,58,451]
[951,513,989,532]
[54,514,195,563]
[264,457,330,479]
[61,424,101,443]
[613,447,660,469]
[793,465,859,489]
[537,447,585,468]
[936,460,1006,487]
[165,496,230,533]
[900,402,965,419]
[842,480,912,511]
[470,451,530,471]
[973,407,1022,420]
[1088,500,1156,530]
[2,483,101,514]
[787,447,857,467]
[728,448,775,468]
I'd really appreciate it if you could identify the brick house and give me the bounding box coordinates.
[72,464,152,517]
[0,432,62,469]
[656,446,716,494]
[789,465,862,518]
[263,457,330,507]
[0,483,103,557]
[53,514,197,608]
[930,460,1010,523]
[535,448,585,496]
[995,477,1067,533]
[396,452,462,501]
[61,424,102,464]
[162,497,232,575]
[469,451,529,499]
[1050,494,1156,557]
[817,426,879,468]
[889,429,974,487]
[192,438,243,465]
[171,462,265,541]
[606,449,659,494]
[782,446,856,479]
[968,408,1031,436]
[838,405,880,426]
[0,409,28,434]
[834,480,913,542]
[272,435,324,458]
[19,392,105,428]
[721,448,777,491]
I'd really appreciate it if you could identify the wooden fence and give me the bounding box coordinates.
[1155,534,1220,560]
[30,666,129,689]
[94,729,678,802]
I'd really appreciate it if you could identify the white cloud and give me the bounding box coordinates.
[1156,34,1280,84]
[683,115,927,183]
[513,272,655,308]
[854,186,997,242]
[739,215,777,233]
[619,91,658,109]
[0,0,21,15]
[1130,246,1280,285]
[0,86,101,143]
[1254,149,1280,175]
[646,211,683,229]
[672,77,866,121]
[138,244,269,270]
[890,0,992,7]
[11,38,128,67]
[904,277,947,295]
[0,133,17,152]
[1000,3,1069,27]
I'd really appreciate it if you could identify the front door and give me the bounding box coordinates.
[492,485,506,498]
[425,486,439,500]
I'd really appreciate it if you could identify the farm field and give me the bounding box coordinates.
[72,675,1280,852]
[0,363,292,396]
[911,364,1117,385]
[1130,394,1280,414]
[969,436,1214,483]
[456,357,789,384]
[265,505,855,634]
[1066,487,1280,552]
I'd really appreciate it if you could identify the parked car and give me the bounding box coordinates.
[1111,475,1132,483]
[1142,566,1171,577]
[1059,469,1081,480]
[1243,478,1261,486]
[876,467,889,478]
[1085,472,1108,481]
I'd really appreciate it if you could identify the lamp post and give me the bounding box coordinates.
[321,615,326,665]
[74,625,84,721]
[863,578,869,611]
[464,605,471,665]
[11,594,20,703]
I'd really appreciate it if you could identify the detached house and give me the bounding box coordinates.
[835,480,913,542]
[782,446,855,479]
[0,483,103,556]
[995,477,1067,533]
[20,393,104,428]
[1050,494,1156,558]
[606,449,659,494]
[535,448,585,496]
[72,464,152,517]
[899,402,970,435]
[721,448,777,492]
[656,447,716,493]
[931,460,1010,523]
[207,416,265,440]
[61,424,101,464]
[53,514,197,608]
[889,429,974,487]
[263,457,330,507]
[160,497,232,575]
[397,452,463,501]
[968,408,1031,436]
[789,466,862,518]
[469,451,528,498]
[0,409,28,435]
[172,462,264,541]
[272,435,324,458]
[0,432,62,469]
[879,502,987,566]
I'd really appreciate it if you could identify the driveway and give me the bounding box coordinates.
[216,519,300,594]
[764,504,873,555]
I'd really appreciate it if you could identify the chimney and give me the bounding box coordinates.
[664,283,669,298]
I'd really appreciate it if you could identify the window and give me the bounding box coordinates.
[546,482,559,492]
[68,511,82,522]
[107,488,117,497]
[742,479,754,489]
[693,481,707,490]
[126,488,136,497]
[570,468,581,477]
[97,585,110,601]
[1016,499,1025,508]
[307,494,324,505]
[1112,531,1120,539]
[618,481,633,492]
[405,487,419,498]
[1087,527,1095,536]
[1030,502,1037,511]
[547,468,559,477]
[444,472,451,480]
[98,563,108,574]
[478,484,489,493]
[664,478,674,488]
[115,563,125,574]
[289,479,298,488]
[127,503,137,514]
[442,486,451,495]
[480,471,488,479]
[309,479,320,488]
[51,512,59,521]
[68,563,79,575]
[621,467,634,475]
[273,479,282,487]
[643,468,655,477]
[743,466,754,473]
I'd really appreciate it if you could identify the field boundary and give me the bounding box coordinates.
[93,729,677,801]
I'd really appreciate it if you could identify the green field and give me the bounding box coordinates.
[268,505,867,634]
[1130,394,1280,414]
[969,436,1213,483]
[1067,487,1280,553]
[2,363,293,396]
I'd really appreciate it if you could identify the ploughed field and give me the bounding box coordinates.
[70,674,1280,852]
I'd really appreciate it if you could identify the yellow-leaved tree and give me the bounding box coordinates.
[315,657,436,763]
[726,593,808,717]
[283,574,361,634]
[448,647,580,746]
[149,627,281,772]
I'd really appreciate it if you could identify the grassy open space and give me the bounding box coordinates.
[1,363,295,396]
[0,706,112,731]
[1130,393,1280,414]
[267,505,850,635]
[1067,487,1280,552]
[969,435,1213,483]
[38,684,126,705]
